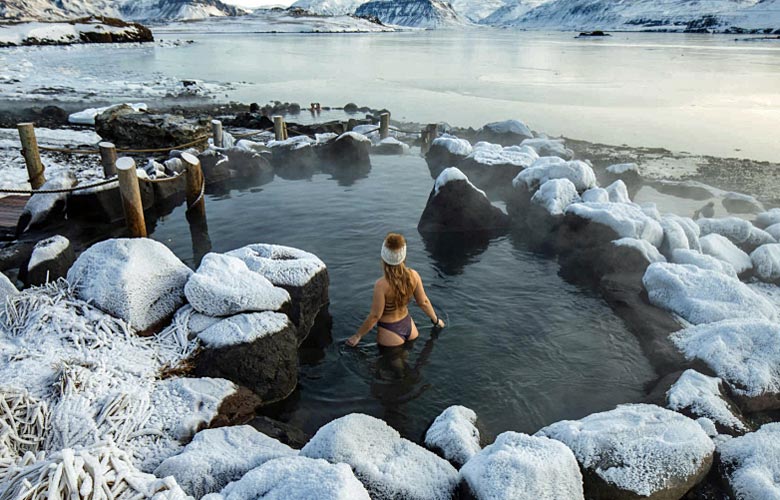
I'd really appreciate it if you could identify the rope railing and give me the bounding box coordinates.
[37,136,210,156]
[0,178,118,195]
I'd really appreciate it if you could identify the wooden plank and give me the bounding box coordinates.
[0,195,29,229]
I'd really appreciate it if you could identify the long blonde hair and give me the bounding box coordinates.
[383,233,414,309]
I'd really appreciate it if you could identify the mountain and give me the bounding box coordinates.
[449,0,509,22]
[354,0,464,28]
[480,0,550,25]
[290,0,366,15]
[0,0,246,22]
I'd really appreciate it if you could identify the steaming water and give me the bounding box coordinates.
[150,153,656,441]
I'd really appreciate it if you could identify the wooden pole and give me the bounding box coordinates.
[116,157,147,237]
[99,142,117,178]
[211,119,223,148]
[273,116,285,141]
[181,152,205,218]
[379,113,390,140]
[17,123,46,189]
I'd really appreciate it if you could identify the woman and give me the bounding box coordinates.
[347,233,445,347]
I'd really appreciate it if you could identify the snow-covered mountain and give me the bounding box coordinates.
[0,0,246,22]
[449,0,509,22]
[354,0,464,28]
[290,0,366,15]
[480,0,550,25]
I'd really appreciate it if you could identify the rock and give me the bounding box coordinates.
[582,187,610,204]
[697,217,774,252]
[764,222,780,241]
[248,416,310,449]
[659,214,701,257]
[530,178,581,217]
[722,192,763,214]
[198,149,232,184]
[653,180,719,201]
[604,162,642,189]
[267,136,318,179]
[671,319,780,412]
[226,112,273,130]
[67,176,155,224]
[750,244,780,283]
[17,172,77,234]
[460,432,584,500]
[515,159,597,193]
[372,136,408,155]
[418,167,509,233]
[301,414,458,500]
[207,456,371,500]
[564,202,663,247]
[67,238,192,333]
[670,249,737,278]
[605,179,631,203]
[316,132,371,174]
[226,244,328,343]
[153,425,296,498]
[754,208,780,229]
[643,262,776,325]
[717,423,780,499]
[0,272,18,302]
[536,404,714,500]
[424,406,481,469]
[476,119,533,146]
[456,142,538,196]
[221,148,273,180]
[666,369,749,436]
[95,106,209,149]
[520,137,574,159]
[184,253,290,317]
[21,235,74,287]
[612,238,666,265]
[425,135,473,178]
[194,311,298,403]
[699,233,753,276]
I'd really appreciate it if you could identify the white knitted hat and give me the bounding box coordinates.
[381,241,406,266]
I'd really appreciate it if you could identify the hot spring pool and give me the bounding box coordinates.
[149,153,656,442]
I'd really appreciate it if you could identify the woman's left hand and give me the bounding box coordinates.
[346,334,361,347]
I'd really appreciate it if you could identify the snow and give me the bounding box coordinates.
[0,20,146,47]
[660,214,701,256]
[154,425,297,498]
[301,413,459,500]
[466,142,538,167]
[718,423,780,500]
[20,172,76,231]
[696,417,718,437]
[424,405,481,468]
[750,244,780,283]
[434,167,486,198]
[291,0,366,15]
[69,102,147,125]
[565,202,664,247]
[666,369,746,432]
[764,223,780,242]
[226,243,326,287]
[28,234,69,271]
[613,238,666,263]
[460,432,584,500]
[431,134,473,156]
[670,249,737,278]
[755,208,780,229]
[531,178,581,216]
[605,180,631,204]
[211,456,371,500]
[481,119,533,138]
[723,191,763,213]
[514,160,597,192]
[67,238,192,332]
[0,272,18,301]
[355,0,464,28]
[699,233,753,275]
[197,311,291,349]
[643,263,777,325]
[536,404,714,498]
[267,135,315,150]
[337,131,370,143]
[607,163,639,175]
[697,217,756,246]
[520,137,573,159]
[581,187,609,204]
[184,253,290,317]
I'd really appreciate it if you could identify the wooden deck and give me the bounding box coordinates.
[0,195,28,230]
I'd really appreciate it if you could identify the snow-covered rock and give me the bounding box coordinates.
[291,0,365,15]
[581,187,609,204]
[605,180,631,204]
[208,456,371,500]
[660,214,701,256]
[606,162,639,176]
[722,191,763,214]
[515,159,597,193]
[69,102,147,125]
[718,423,780,500]
[154,425,297,498]
[477,119,533,145]
[425,134,473,176]
[666,369,747,435]
[697,216,774,250]
[301,413,459,500]
[0,272,18,302]
[18,172,77,233]
[460,432,584,500]
[67,238,192,332]
[699,233,753,276]
[643,263,776,325]
[750,244,780,283]
[520,137,573,159]
[670,249,737,278]
[613,238,666,264]
[23,234,74,286]
[755,208,780,229]
[196,311,290,349]
[466,142,539,167]
[536,404,714,499]
[565,202,663,247]
[531,178,581,216]
[355,0,465,28]
[424,405,481,468]
[764,222,780,241]
[184,253,290,317]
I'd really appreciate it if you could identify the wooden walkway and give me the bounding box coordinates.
[0,195,28,230]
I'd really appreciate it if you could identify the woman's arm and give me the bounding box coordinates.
[346,281,386,346]
[413,271,445,328]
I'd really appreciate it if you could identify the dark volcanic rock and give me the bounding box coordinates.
[198,149,232,184]
[475,120,533,146]
[226,113,274,130]
[268,138,318,180]
[20,235,74,287]
[67,180,155,223]
[95,105,209,149]
[248,416,310,449]
[425,137,472,178]
[456,156,524,199]
[316,132,371,170]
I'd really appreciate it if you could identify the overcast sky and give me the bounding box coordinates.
[222,0,295,8]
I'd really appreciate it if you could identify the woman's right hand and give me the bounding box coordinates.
[435,318,445,329]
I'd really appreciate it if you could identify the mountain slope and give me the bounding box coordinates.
[479,0,550,25]
[0,0,245,22]
[355,0,464,28]
[290,0,366,15]
[449,0,509,22]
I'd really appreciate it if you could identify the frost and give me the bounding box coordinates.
[0,273,17,301]
[606,163,639,175]
[697,217,754,246]
[718,423,780,499]
[433,167,486,198]
[660,214,701,255]
[605,180,631,204]
[22,173,76,230]
[764,223,780,242]
[197,311,291,349]
[27,235,69,271]
[613,238,666,263]
[267,136,314,150]
[531,178,581,216]
[700,233,752,275]
[520,137,573,159]
[431,134,472,156]
[424,406,481,468]
[670,249,737,278]
[581,187,609,203]
[467,142,538,167]
[226,243,326,288]
[666,369,746,431]
[755,208,780,229]
[750,244,780,283]
[514,160,597,192]
[565,202,664,247]
[336,131,370,143]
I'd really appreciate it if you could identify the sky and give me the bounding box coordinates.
[222,0,295,7]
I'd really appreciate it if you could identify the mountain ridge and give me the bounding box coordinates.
[0,0,246,22]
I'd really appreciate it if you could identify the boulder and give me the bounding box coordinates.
[514,159,597,193]
[424,405,481,469]
[267,136,318,179]
[530,178,581,217]
[418,167,509,233]
[475,120,533,146]
[0,272,18,302]
[372,137,408,155]
[95,106,209,149]
[67,176,154,223]
[750,244,780,283]
[248,416,310,449]
[520,137,573,160]
[21,235,74,287]
[425,135,473,178]
[643,262,776,325]
[316,132,371,169]
[605,180,631,204]
[671,319,780,412]
[670,249,737,278]
[699,233,752,276]
[223,148,273,179]
[184,253,290,317]
[652,180,719,201]
[301,413,459,500]
[564,202,663,248]
[207,456,371,500]
[764,222,780,241]
[582,187,610,204]
[456,142,538,196]
[226,244,328,343]
[604,162,642,189]
[67,238,192,332]
[194,311,298,403]
[536,404,714,500]
[659,214,701,257]
[460,432,584,500]
[717,423,780,499]
[198,148,232,184]
[666,369,749,436]
[754,208,780,229]
[153,425,296,498]
[697,217,774,252]
[722,192,763,214]
[16,172,77,234]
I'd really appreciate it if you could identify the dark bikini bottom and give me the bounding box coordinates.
[377,315,413,341]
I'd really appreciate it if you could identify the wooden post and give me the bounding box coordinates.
[116,157,147,237]
[273,116,285,141]
[17,123,45,189]
[182,152,205,218]
[211,119,223,148]
[347,118,357,132]
[99,142,117,178]
[379,113,390,139]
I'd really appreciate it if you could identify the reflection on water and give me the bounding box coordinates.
[149,153,656,441]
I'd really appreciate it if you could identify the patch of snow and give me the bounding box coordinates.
[660,214,701,256]
[667,369,746,432]
[751,244,780,283]
[755,208,780,229]
[565,202,664,247]
[607,163,639,175]
[434,167,486,198]
[431,134,473,156]
[20,172,76,231]
[670,249,737,278]
[699,233,752,275]
[613,238,666,263]
[337,131,370,143]
[764,223,780,242]
[697,217,754,246]
[267,135,315,150]
[69,102,147,125]
[197,311,291,349]
[28,234,69,271]
[424,405,481,468]
[520,137,573,159]
[0,272,18,301]
[467,142,538,167]
[696,417,718,437]
[531,178,581,216]
[582,187,609,204]
[640,202,662,222]
[482,119,532,138]
[605,180,631,204]
[718,423,780,500]
[226,243,326,288]
[514,159,597,193]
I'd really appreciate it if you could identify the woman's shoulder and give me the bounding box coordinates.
[408,268,421,283]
